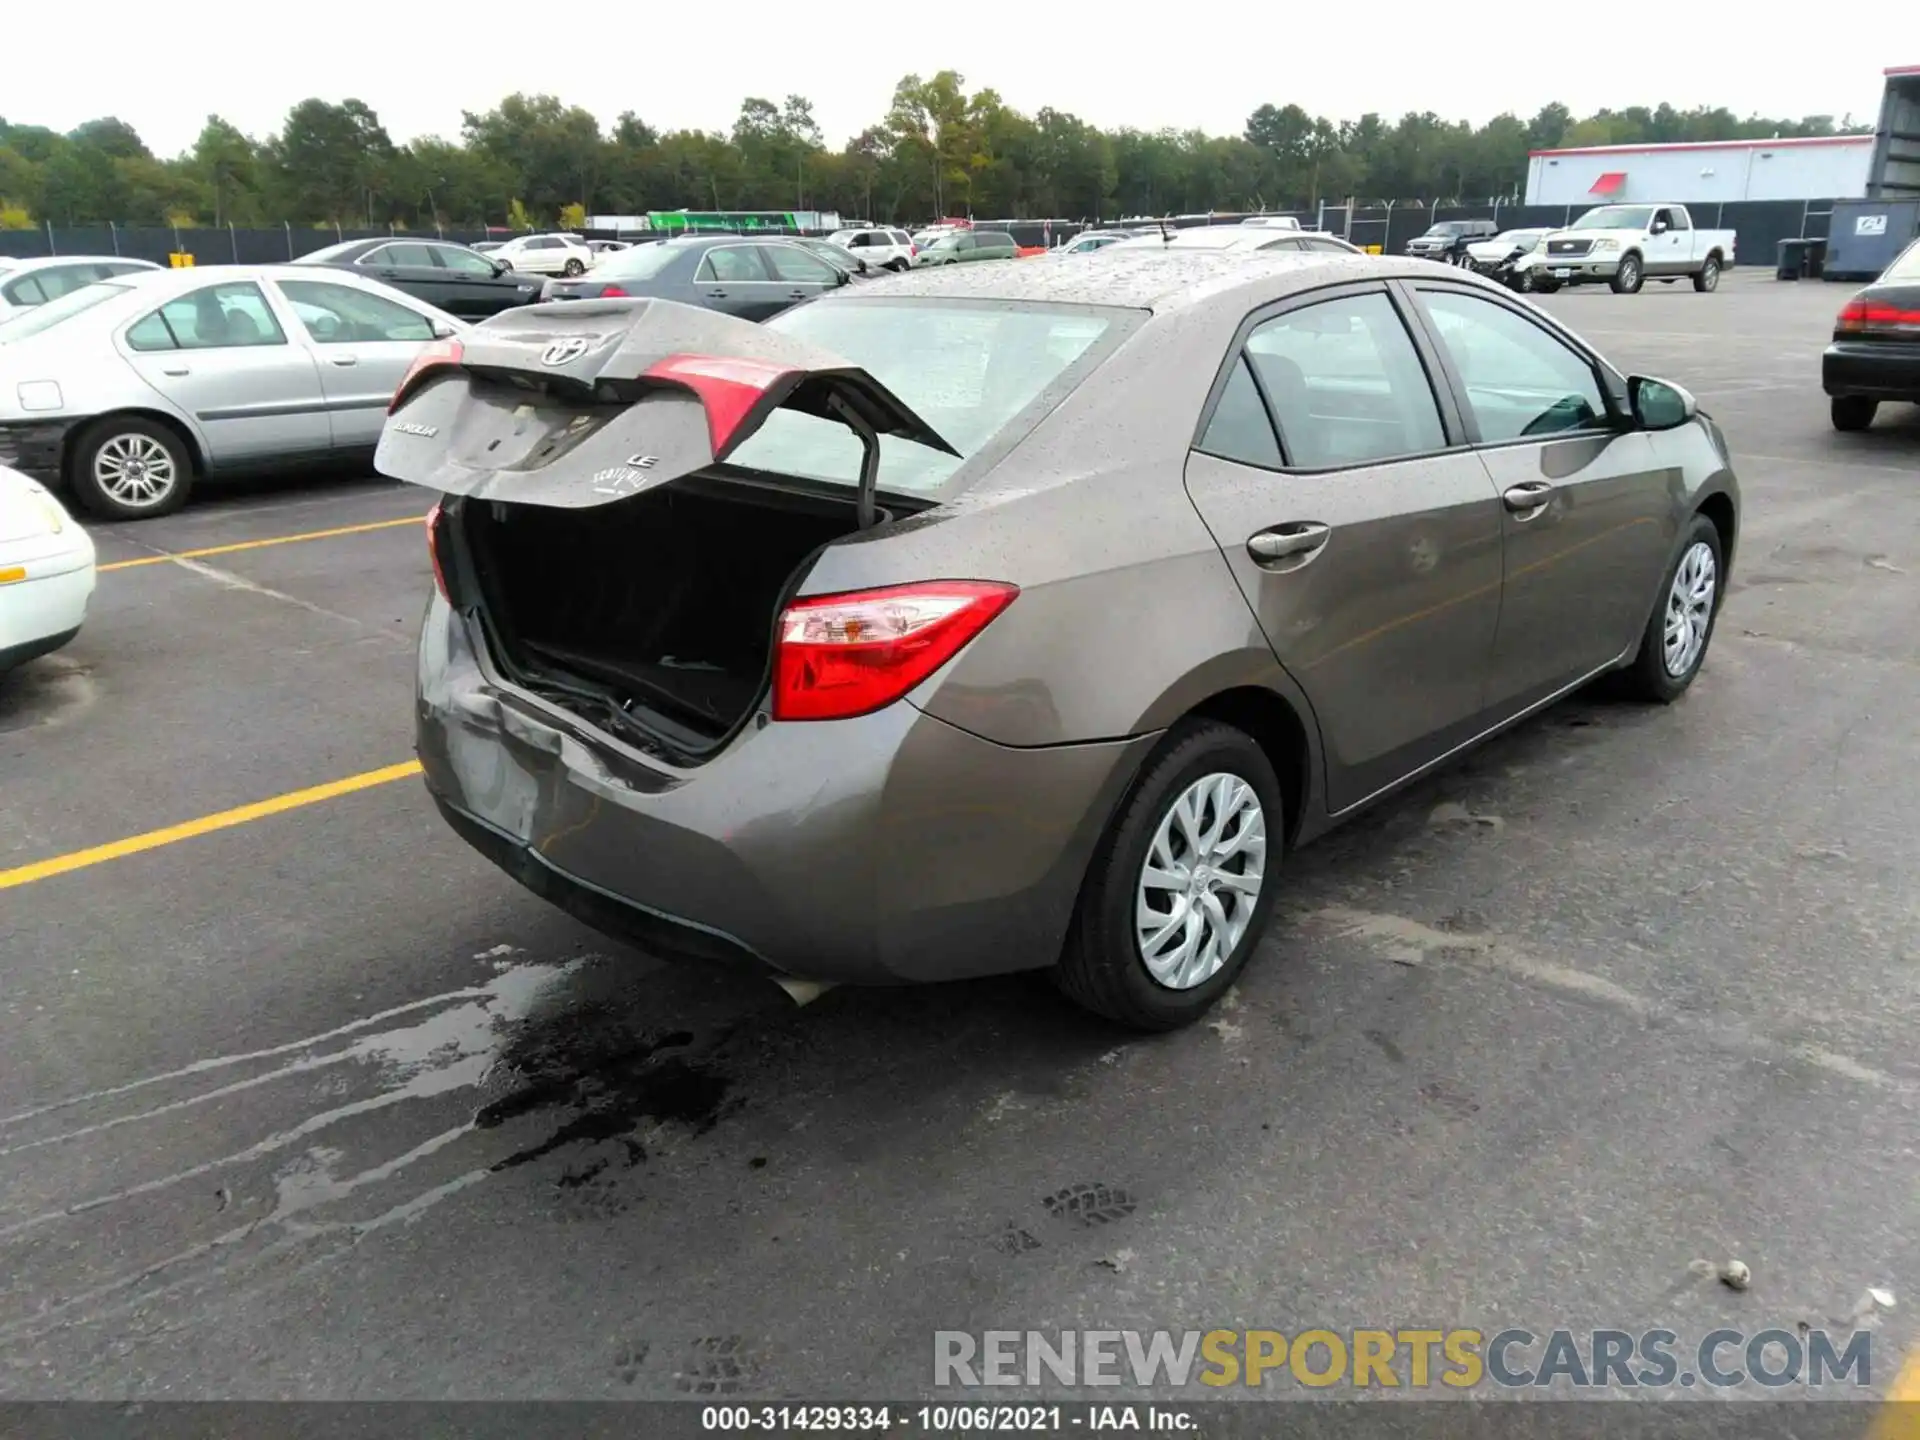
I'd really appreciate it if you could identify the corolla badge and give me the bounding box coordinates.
[541,338,589,367]
[392,422,438,437]
[591,456,661,497]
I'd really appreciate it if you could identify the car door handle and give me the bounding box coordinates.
[788,289,810,299]
[161,364,190,377]
[705,288,728,298]
[328,354,359,367]
[1247,523,1331,562]
[1502,481,1553,515]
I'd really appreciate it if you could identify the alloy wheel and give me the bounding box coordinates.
[1135,772,1268,990]
[94,433,178,509]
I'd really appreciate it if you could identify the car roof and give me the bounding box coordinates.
[1,254,159,271]
[837,249,1412,313]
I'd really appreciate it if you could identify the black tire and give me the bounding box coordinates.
[67,415,194,520]
[1692,255,1721,292]
[562,258,585,277]
[1831,395,1877,432]
[1616,513,1724,703]
[1610,253,1645,294]
[888,258,909,272]
[1513,269,1536,293]
[1056,719,1284,1031]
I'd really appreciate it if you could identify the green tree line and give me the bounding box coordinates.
[0,77,1866,231]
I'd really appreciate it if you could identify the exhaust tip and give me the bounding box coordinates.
[770,977,838,1008]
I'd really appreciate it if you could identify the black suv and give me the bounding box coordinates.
[1405,219,1499,265]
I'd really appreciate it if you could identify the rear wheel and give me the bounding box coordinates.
[1831,395,1878,432]
[562,258,585,277]
[1617,514,1723,703]
[1610,253,1645,294]
[1056,720,1283,1031]
[68,416,193,520]
[1692,255,1721,292]
[888,258,909,272]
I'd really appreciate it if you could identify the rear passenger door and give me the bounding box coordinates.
[1404,280,1677,715]
[1182,283,1508,815]
[272,277,440,450]
[694,244,784,319]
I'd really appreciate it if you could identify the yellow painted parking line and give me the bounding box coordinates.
[0,761,423,891]
[1869,1347,1920,1439]
[98,514,427,573]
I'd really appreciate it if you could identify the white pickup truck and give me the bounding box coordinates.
[1522,203,1736,295]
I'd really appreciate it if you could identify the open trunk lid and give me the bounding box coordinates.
[374,298,956,518]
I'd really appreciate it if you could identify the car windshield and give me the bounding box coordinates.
[827,231,862,245]
[1573,206,1655,230]
[1493,231,1537,245]
[924,236,962,251]
[295,241,363,264]
[590,244,684,280]
[0,281,132,342]
[725,300,1139,496]
[1883,239,1920,282]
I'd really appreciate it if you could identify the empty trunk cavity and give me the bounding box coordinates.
[462,478,866,756]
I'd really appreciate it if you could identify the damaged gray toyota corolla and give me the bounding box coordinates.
[385,251,1740,1030]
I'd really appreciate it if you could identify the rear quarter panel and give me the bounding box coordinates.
[796,296,1324,755]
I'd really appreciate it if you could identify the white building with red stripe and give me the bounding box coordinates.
[1524,134,1876,207]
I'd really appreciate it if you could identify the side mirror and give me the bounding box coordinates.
[430,318,458,340]
[833,267,853,287]
[1650,221,1669,236]
[1629,375,1696,431]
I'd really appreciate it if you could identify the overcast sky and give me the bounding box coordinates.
[4,8,1897,156]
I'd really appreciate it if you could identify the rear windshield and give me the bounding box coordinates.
[725,299,1140,497]
[592,243,684,280]
[1884,238,1920,282]
[296,240,362,264]
[0,281,132,341]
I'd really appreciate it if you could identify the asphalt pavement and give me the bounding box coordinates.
[1,270,1916,1407]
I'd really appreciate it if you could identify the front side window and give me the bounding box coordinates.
[1243,292,1446,469]
[763,245,840,284]
[1418,289,1609,443]
[126,282,286,351]
[276,279,434,344]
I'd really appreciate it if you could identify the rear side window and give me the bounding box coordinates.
[126,281,287,352]
[1198,356,1283,469]
[728,300,1133,495]
[696,246,768,282]
[1243,293,1446,469]
[3,275,48,305]
[595,243,684,281]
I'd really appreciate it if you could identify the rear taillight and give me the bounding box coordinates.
[771,581,1018,722]
[1837,299,1920,333]
[390,338,464,413]
[601,284,630,298]
[426,501,449,600]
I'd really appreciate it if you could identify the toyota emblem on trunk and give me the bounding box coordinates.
[541,338,589,367]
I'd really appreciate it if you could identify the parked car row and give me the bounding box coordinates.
[1408,205,1735,295]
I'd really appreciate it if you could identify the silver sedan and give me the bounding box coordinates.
[0,264,463,519]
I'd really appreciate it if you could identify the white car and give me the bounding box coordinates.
[0,464,95,672]
[489,233,597,277]
[0,264,464,519]
[0,255,162,310]
[827,227,916,272]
